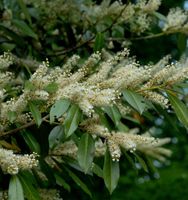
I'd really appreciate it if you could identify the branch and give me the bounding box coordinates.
[48,5,127,57]
[0,115,49,138]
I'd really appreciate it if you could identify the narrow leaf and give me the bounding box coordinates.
[103,150,120,194]
[8,175,24,200]
[103,105,121,126]
[123,90,147,114]
[64,166,92,197]
[18,172,40,200]
[133,153,148,173]
[48,125,64,149]
[12,19,38,39]
[64,104,82,138]
[17,0,32,25]
[167,92,188,128]
[21,130,40,154]
[92,163,103,178]
[54,173,71,192]
[94,32,104,52]
[77,133,95,173]
[50,99,70,124]
[28,102,42,127]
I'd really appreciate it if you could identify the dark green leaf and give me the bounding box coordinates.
[12,19,38,39]
[133,153,148,173]
[103,105,121,126]
[92,163,103,178]
[8,175,24,200]
[18,172,40,200]
[177,33,187,54]
[64,166,92,197]
[50,99,70,124]
[77,133,95,173]
[28,102,42,127]
[167,92,188,128]
[54,173,71,192]
[64,104,82,138]
[103,149,120,194]
[21,130,40,154]
[0,24,25,47]
[123,89,147,114]
[153,11,167,22]
[48,125,64,149]
[94,32,104,52]
[17,0,32,25]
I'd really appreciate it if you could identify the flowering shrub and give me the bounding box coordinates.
[0,0,188,199]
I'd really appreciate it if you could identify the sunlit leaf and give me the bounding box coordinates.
[50,99,70,124]
[8,175,24,200]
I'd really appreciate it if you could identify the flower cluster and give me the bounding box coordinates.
[0,148,38,175]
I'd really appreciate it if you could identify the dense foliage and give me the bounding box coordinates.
[0,0,188,199]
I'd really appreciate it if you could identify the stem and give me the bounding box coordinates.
[0,115,49,138]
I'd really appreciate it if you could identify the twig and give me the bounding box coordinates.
[0,115,49,138]
[48,5,127,57]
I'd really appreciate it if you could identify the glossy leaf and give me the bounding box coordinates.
[48,125,64,149]
[103,150,120,194]
[64,104,82,138]
[50,99,70,124]
[167,92,188,128]
[18,172,40,200]
[77,133,95,173]
[103,105,121,126]
[28,102,42,127]
[8,175,24,200]
[21,130,40,154]
[123,89,147,114]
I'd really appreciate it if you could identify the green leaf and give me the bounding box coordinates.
[50,99,70,124]
[64,104,82,138]
[103,149,120,194]
[122,89,147,114]
[12,19,38,39]
[8,175,24,200]
[77,133,95,173]
[103,105,121,126]
[167,92,188,128]
[92,163,103,178]
[28,102,42,127]
[24,81,35,90]
[116,121,129,132]
[54,173,71,192]
[133,153,148,173]
[21,130,40,154]
[17,0,32,25]
[177,33,187,54]
[44,82,58,93]
[94,32,104,52]
[122,149,137,171]
[0,24,25,47]
[7,111,17,123]
[64,166,92,197]
[18,172,40,200]
[153,11,167,22]
[48,125,64,149]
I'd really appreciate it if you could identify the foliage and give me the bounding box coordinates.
[0,0,188,199]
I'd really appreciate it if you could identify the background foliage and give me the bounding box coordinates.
[0,0,188,199]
